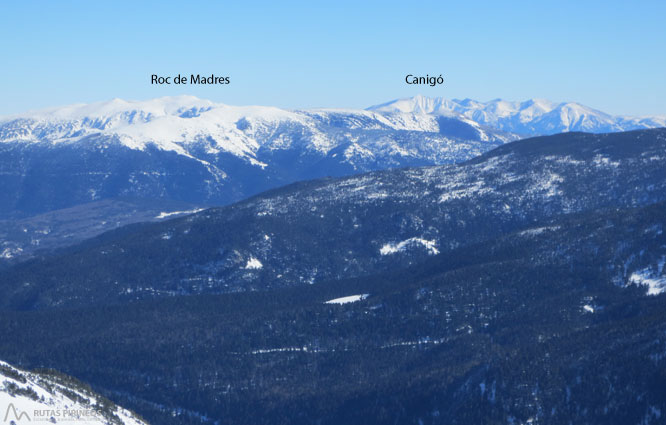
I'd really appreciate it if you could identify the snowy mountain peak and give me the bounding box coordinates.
[367,95,458,116]
[2,95,215,122]
[0,97,320,162]
[368,95,665,135]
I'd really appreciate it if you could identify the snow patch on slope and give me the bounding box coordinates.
[629,256,666,295]
[244,257,263,270]
[155,208,205,219]
[380,238,439,255]
[325,294,369,305]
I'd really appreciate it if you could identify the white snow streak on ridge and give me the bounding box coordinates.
[380,238,439,255]
[155,208,205,219]
[325,294,369,305]
[519,225,561,237]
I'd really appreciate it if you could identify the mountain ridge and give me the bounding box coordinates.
[0,96,516,219]
[2,128,664,310]
[368,94,666,135]
[2,95,663,220]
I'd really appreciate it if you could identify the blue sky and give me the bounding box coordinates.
[1,0,665,115]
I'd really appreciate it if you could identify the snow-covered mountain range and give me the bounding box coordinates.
[368,95,666,135]
[0,95,513,168]
[0,96,516,218]
[0,95,663,219]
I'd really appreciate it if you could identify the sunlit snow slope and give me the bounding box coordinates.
[0,360,147,425]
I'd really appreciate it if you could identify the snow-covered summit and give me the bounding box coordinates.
[0,96,313,161]
[368,95,666,135]
[2,95,215,122]
[366,95,459,116]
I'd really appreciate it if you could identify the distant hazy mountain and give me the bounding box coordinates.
[368,95,666,135]
[0,360,146,425]
[0,96,516,218]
